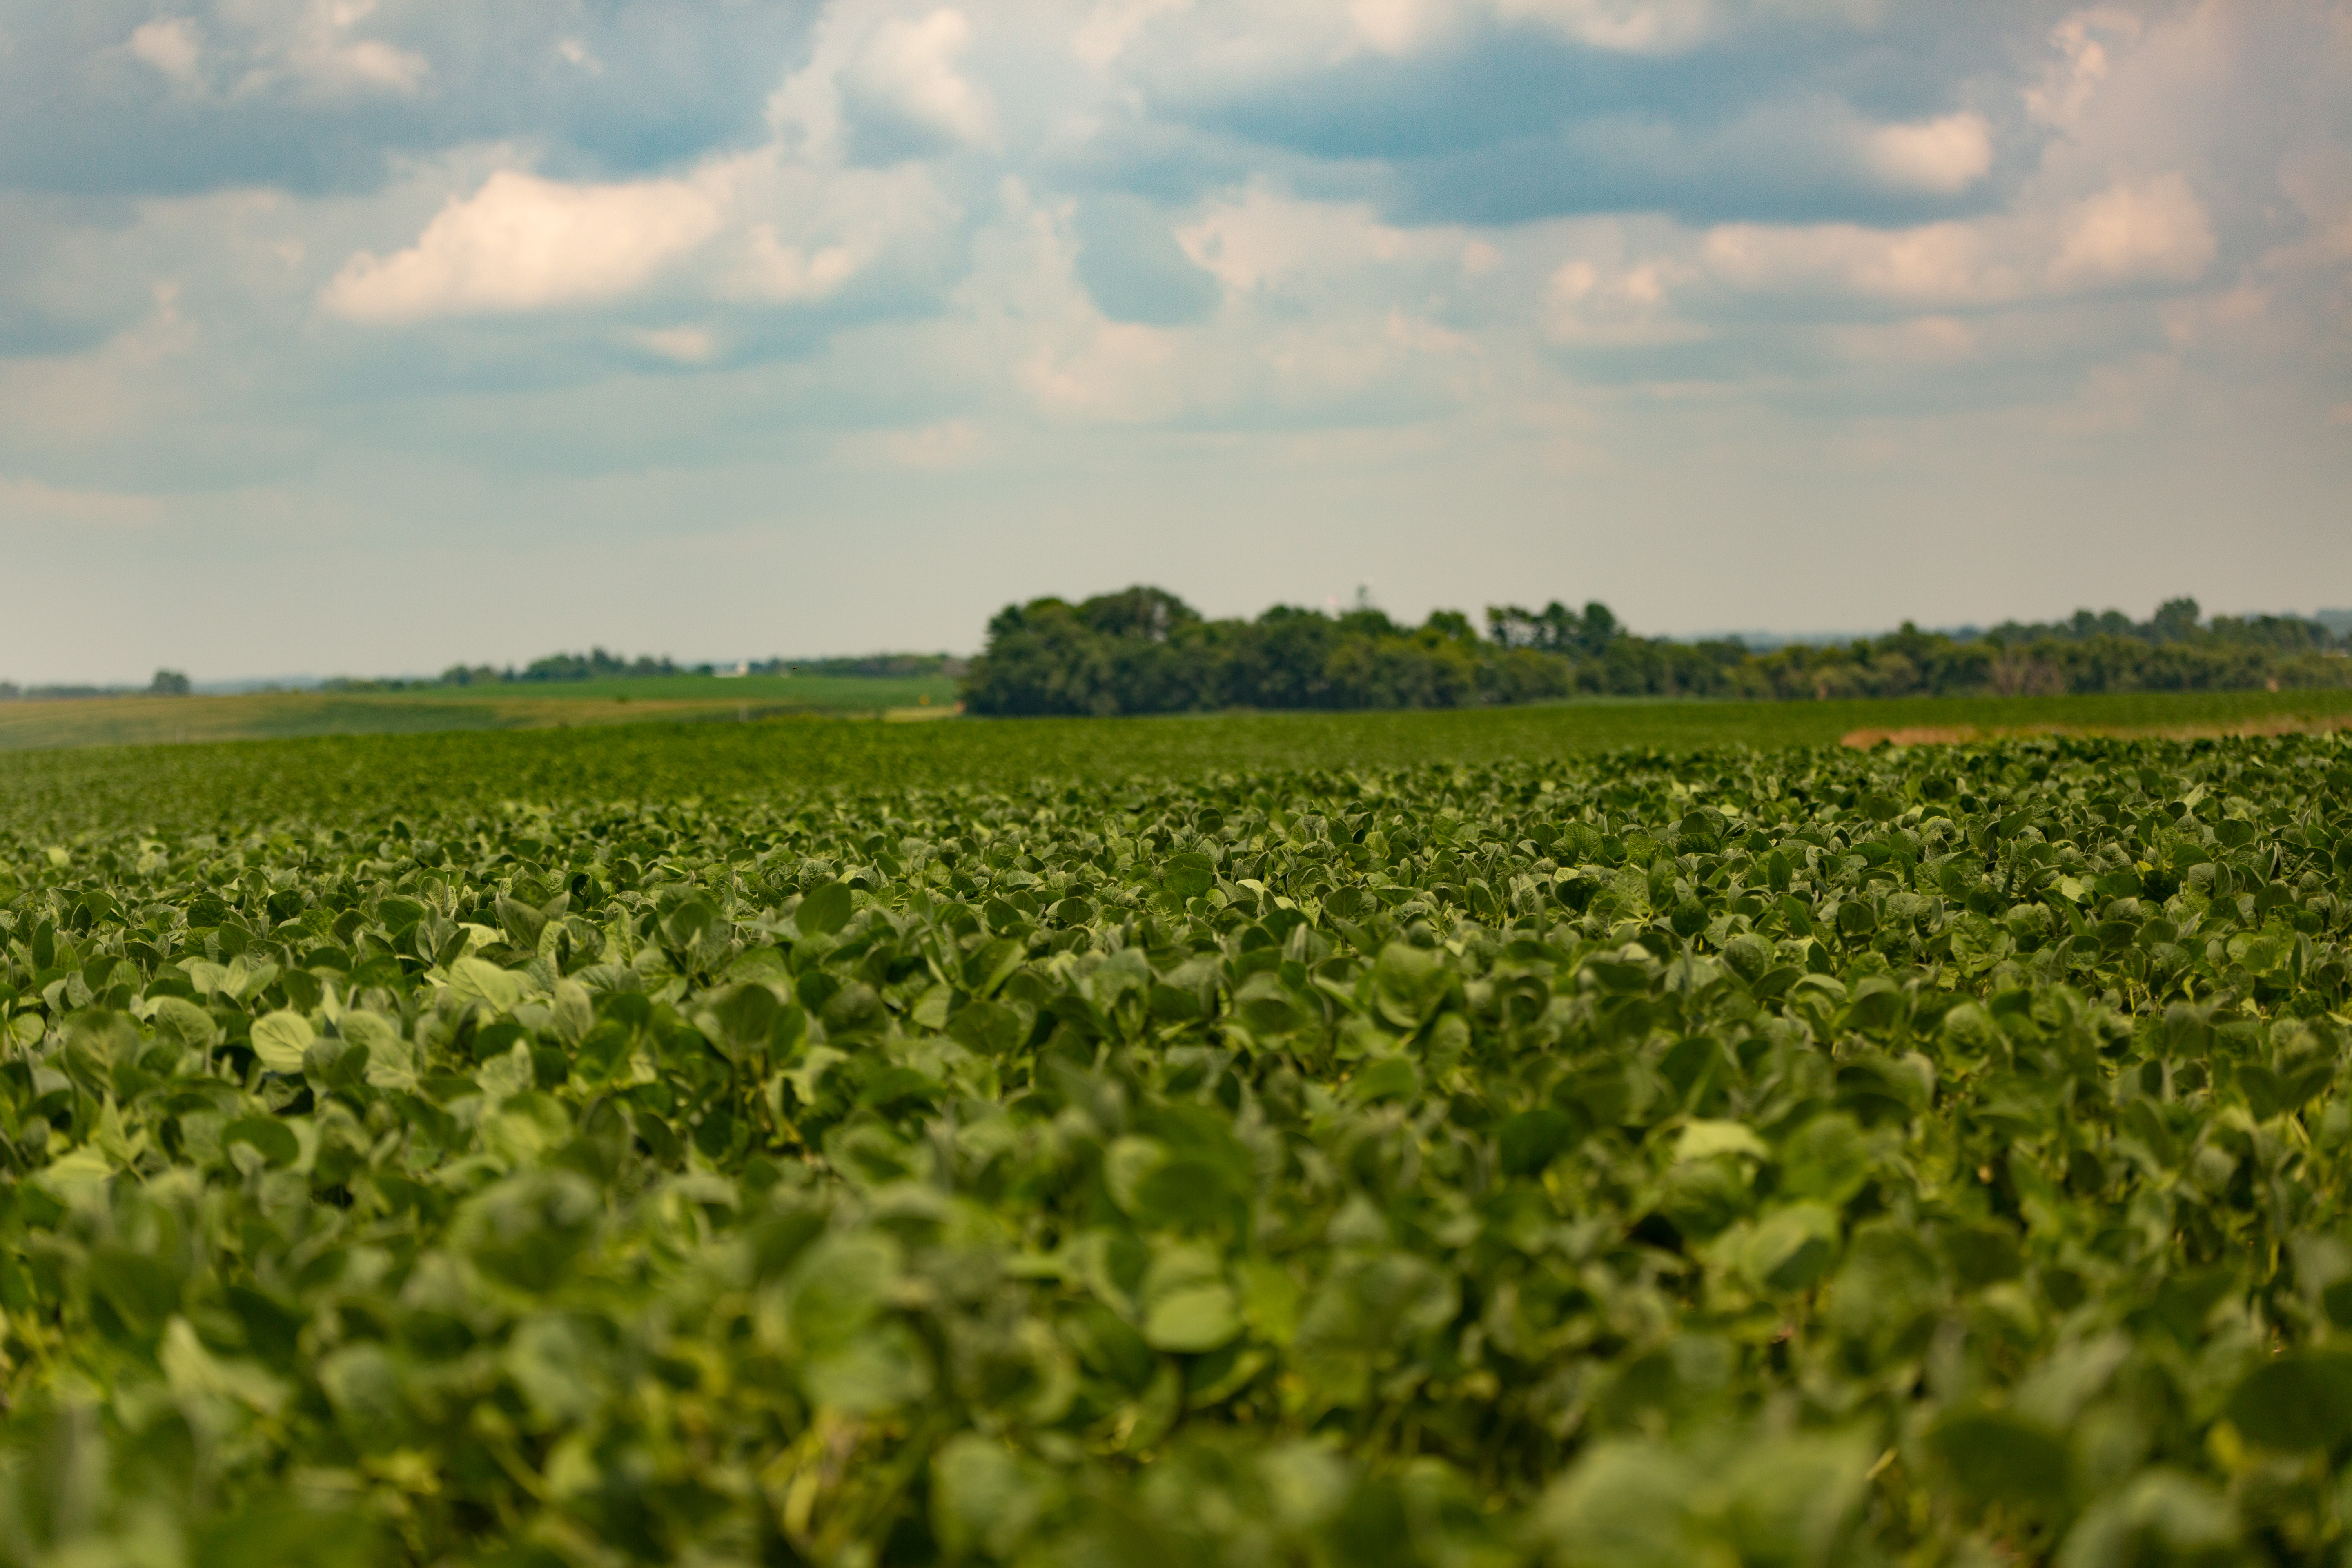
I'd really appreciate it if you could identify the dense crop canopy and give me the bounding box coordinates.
[2,734,2351,1565]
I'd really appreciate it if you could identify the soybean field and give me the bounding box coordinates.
[2,715,2351,1565]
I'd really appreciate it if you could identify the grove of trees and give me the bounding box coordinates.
[960,588,2352,716]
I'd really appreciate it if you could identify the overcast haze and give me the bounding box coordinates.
[2,0,2349,683]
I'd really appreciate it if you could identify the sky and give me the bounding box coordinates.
[1,0,2349,682]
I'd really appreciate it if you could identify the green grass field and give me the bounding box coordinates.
[5,680,2347,758]
[368,673,960,707]
[4,686,2352,834]
[0,673,962,752]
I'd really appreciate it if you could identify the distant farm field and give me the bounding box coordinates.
[369,673,960,707]
[3,686,2352,833]
[0,673,963,751]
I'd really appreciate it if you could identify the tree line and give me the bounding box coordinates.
[960,588,2352,716]
[0,670,191,701]
[323,649,961,691]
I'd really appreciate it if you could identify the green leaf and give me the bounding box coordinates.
[446,956,524,1012]
[2225,1350,2352,1452]
[1674,1119,1768,1165]
[796,882,854,936]
[1742,1203,1842,1294]
[1928,1408,2069,1510]
[1344,1055,1418,1103]
[932,1436,1056,1560]
[948,998,1028,1056]
[223,1116,300,1169]
[1722,1430,1875,1568]
[1164,852,1216,900]
[249,1009,315,1074]
[1370,942,1450,1028]
[1777,1112,1870,1206]
[1143,1283,1243,1353]
[1497,1107,1577,1176]
[1826,1221,1943,1348]
[148,994,218,1053]
[2054,1468,2237,1568]
[706,982,778,1060]
[1535,1441,1711,1568]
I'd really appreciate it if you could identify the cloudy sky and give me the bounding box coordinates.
[2,0,2348,681]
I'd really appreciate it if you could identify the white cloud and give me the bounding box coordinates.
[0,475,165,527]
[1321,0,1892,61]
[0,284,200,452]
[2051,350,2180,435]
[1703,220,2022,303]
[1350,0,1452,56]
[770,4,998,163]
[2159,283,2268,350]
[839,418,983,466]
[2049,173,2216,288]
[314,135,953,330]
[842,9,996,148]
[1862,113,1992,194]
[2026,9,2141,128]
[625,325,718,364]
[1544,254,1702,344]
[1018,319,1182,418]
[1491,0,1714,54]
[231,0,429,98]
[730,228,860,302]
[1339,0,1717,56]
[116,2,425,102]
[1176,188,1429,292]
[127,18,205,86]
[963,183,1486,428]
[1074,0,1189,66]
[321,171,725,323]
[1826,314,1977,364]
[1751,0,1884,21]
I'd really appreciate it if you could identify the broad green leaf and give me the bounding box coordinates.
[1143,1283,1243,1353]
[796,882,854,936]
[1370,942,1450,1028]
[1674,1119,1768,1165]
[1742,1203,1842,1294]
[2225,1351,2352,1452]
[1777,1112,1870,1205]
[249,1009,315,1074]
[446,956,524,1011]
[1498,1107,1577,1176]
[1927,1408,2068,1510]
[148,995,218,1052]
[1164,852,1216,900]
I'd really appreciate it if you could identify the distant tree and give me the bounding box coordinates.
[2150,597,2202,642]
[149,669,191,696]
[1577,601,1621,656]
[1081,586,1199,642]
[955,586,2352,717]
